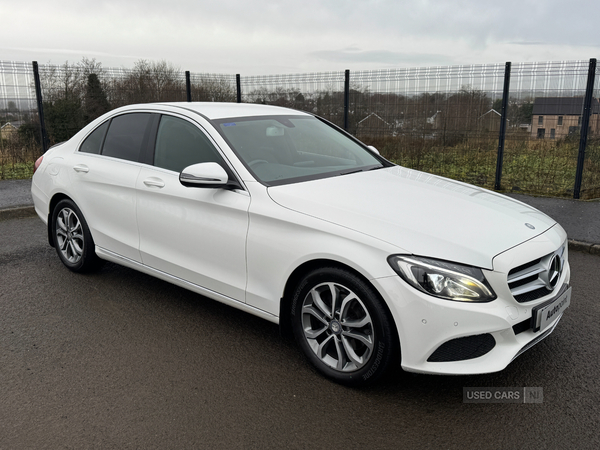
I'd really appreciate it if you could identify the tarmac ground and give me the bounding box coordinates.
[1,215,599,449]
[1,179,599,448]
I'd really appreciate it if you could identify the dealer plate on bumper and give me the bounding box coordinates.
[532,286,571,332]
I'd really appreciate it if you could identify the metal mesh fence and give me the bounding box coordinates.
[349,64,507,190]
[240,72,346,128]
[582,62,600,198]
[504,61,600,198]
[0,61,36,115]
[36,62,190,145]
[0,61,38,179]
[33,63,238,148]
[188,73,237,102]
[1,59,599,198]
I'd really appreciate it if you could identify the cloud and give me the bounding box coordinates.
[1,47,142,60]
[1,0,600,74]
[309,48,452,67]
[507,42,547,46]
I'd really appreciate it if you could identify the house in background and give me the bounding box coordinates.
[1,121,22,140]
[531,97,600,139]
[356,112,392,137]
[478,109,504,134]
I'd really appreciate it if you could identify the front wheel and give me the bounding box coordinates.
[52,199,102,273]
[291,267,396,386]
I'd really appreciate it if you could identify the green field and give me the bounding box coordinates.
[364,134,600,200]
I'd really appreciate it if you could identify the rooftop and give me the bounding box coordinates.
[532,97,600,116]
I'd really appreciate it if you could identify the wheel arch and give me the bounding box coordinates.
[278,258,400,351]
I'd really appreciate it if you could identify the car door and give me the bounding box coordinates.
[136,114,250,302]
[69,112,156,262]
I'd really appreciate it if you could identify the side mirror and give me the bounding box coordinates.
[367,145,380,155]
[180,162,230,188]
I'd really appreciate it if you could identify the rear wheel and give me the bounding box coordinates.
[291,267,396,386]
[52,199,102,273]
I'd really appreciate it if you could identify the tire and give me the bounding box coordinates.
[51,199,103,273]
[291,267,396,386]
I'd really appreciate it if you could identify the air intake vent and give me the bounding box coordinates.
[427,334,495,362]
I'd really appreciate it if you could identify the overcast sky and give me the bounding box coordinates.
[1,0,599,75]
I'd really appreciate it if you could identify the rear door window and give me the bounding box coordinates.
[79,121,109,154]
[101,113,153,162]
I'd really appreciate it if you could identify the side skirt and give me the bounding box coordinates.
[95,246,279,325]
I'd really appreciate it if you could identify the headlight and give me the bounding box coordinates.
[388,255,496,302]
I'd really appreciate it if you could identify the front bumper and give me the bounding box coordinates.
[374,227,570,375]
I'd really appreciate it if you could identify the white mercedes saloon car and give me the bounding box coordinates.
[31,102,571,386]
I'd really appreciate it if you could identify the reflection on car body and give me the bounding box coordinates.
[31,102,571,386]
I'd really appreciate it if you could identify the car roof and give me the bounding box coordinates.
[135,102,312,120]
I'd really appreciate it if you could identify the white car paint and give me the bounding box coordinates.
[266,166,557,270]
[31,102,571,378]
[136,164,250,301]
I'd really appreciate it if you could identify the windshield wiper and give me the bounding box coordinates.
[340,168,364,176]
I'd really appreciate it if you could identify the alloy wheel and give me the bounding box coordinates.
[300,281,375,372]
[55,207,85,265]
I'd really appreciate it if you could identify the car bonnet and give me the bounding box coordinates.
[266,166,558,270]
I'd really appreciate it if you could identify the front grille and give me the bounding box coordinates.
[514,286,552,303]
[507,242,566,303]
[427,334,496,362]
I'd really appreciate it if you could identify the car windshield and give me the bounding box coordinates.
[213,115,385,185]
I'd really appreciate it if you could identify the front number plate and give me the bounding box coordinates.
[534,287,571,332]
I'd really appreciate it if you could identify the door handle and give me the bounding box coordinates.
[143,178,165,188]
[73,164,89,173]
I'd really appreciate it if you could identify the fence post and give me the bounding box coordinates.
[32,61,49,153]
[343,69,350,132]
[185,71,192,102]
[573,58,597,199]
[236,74,242,103]
[494,62,511,191]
